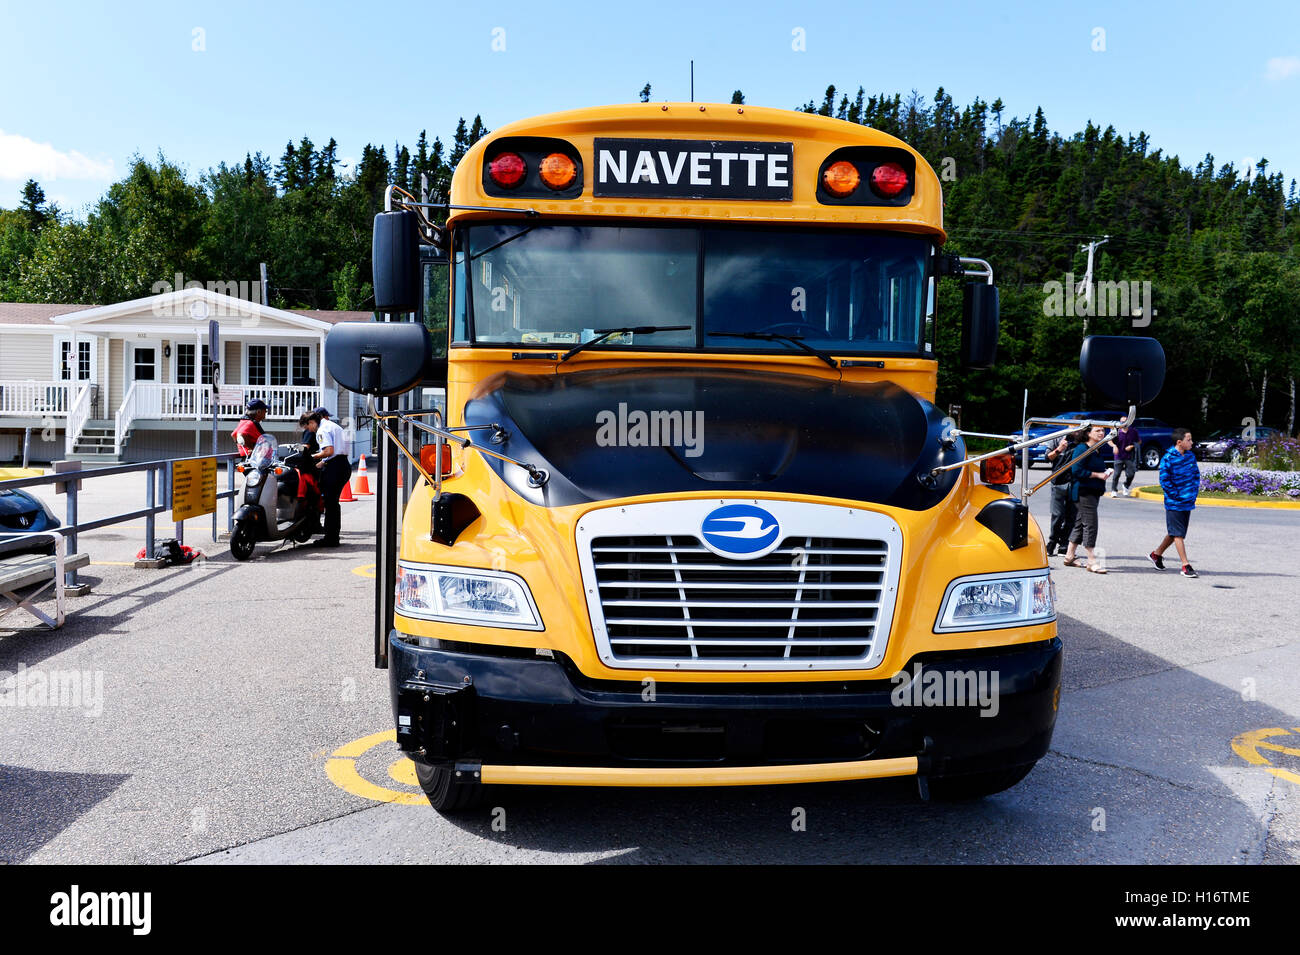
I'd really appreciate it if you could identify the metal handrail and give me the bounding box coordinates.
[0,451,242,585]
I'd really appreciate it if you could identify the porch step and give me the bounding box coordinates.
[71,425,126,457]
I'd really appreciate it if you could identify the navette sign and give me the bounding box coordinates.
[593,138,794,200]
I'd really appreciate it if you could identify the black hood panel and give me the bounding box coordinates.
[463,367,962,509]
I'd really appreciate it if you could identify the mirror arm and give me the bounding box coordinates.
[364,397,550,495]
[932,403,1137,502]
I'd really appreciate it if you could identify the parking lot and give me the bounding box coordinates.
[2,475,1298,864]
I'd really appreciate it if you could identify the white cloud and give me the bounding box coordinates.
[1265,56,1300,82]
[0,129,115,182]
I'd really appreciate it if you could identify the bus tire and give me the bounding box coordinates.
[928,762,1036,801]
[415,761,488,813]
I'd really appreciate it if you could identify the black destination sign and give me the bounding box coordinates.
[593,138,794,200]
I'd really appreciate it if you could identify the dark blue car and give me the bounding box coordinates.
[0,486,60,533]
[1026,413,1174,470]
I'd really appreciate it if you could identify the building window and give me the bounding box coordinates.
[60,341,92,381]
[292,346,311,384]
[176,344,210,384]
[248,344,289,386]
[133,347,156,381]
[248,345,266,385]
[269,346,288,386]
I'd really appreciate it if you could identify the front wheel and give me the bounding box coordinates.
[229,525,256,561]
[1142,445,1162,469]
[415,761,488,813]
[928,762,1036,801]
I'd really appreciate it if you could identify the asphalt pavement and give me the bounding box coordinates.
[2,468,1297,864]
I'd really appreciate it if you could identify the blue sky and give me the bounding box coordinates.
[1,0,1297,213]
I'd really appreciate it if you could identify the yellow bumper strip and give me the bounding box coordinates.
[480,756,919,787]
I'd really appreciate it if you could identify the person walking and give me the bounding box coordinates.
[309,407,352,548]
[1062,425,1113,573]
[1107,420,1141,497]
[1150,427,1199,578]
[231,399,268,456]
[1045,433,1078,556]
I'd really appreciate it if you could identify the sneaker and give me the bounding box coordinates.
[1148,552,1165,570]
[1106,492,1117,498]
[1045,544,1057,557]
[1181,564,1198,578]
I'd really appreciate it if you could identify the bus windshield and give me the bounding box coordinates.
[456,223,931,356]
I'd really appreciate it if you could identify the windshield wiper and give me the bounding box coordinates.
[558,325,691,362]
[707,332,839,369]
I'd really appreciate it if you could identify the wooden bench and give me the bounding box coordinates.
[0,534,90,629]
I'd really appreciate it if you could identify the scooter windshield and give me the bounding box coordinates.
[247,434,279,469]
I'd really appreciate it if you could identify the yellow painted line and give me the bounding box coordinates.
[482,756,919,787]
[325,729,426,805]
[1134,488,1300,510]
[352,563,376,579]
[0,468,45,479]
[1231,727,1300,786]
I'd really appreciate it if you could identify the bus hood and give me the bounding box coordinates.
[462,366,962,510]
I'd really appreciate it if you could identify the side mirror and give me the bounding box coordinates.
[1079,335,1165,408]
[961,283,999,368]
[372,211,421,313]
[325,321,430,397]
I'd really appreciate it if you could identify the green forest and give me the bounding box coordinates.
[2,84,1298,435]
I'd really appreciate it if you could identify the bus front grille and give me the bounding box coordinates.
[581,522,899,671]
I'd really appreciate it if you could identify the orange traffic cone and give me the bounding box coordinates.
[353,454,373,495]
[339,472,355,502]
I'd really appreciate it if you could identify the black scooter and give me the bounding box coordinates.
[230,436,323,561]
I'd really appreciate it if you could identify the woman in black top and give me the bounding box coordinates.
[1063,425,1113,573]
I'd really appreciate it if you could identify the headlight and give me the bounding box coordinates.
[245,470,262,487]
[935,571,1055,633]
[396,562,542,630]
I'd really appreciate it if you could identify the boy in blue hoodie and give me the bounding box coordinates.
[1150,427,1200,578]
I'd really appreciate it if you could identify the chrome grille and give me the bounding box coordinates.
[583,520,898,670]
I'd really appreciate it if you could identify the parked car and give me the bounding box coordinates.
[0,486,61,555]
[1026,412,1173,470]
[1195,426,1283,462]
[0,487,60,533]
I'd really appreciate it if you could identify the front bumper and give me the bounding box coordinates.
[389,632,1062,786]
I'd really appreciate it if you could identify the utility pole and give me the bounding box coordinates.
[259,262,269,306]
[1077,235,1109,338]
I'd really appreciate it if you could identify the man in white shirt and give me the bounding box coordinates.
[309,407,352,547]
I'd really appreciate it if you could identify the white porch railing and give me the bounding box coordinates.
[64,383,94,456]
[115,380,140,456]
[0,380,76,417]
[111,383,325,454]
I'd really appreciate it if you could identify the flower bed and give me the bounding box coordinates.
[1199,464,1300,498]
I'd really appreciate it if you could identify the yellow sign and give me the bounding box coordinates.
[171,457,217,522]
[1231,727,1300,786]
[325,729,425,805]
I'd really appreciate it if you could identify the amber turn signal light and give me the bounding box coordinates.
[980,453,1016,486]
[539,152,577,190]
[420,442,454,477]
[822,160,860,197]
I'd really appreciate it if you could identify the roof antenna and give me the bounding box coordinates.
[690,60,694,102]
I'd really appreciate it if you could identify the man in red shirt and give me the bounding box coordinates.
[232,399,268,456]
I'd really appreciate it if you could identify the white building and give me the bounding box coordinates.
[0,287,373,463]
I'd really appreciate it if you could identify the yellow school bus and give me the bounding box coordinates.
[326,103,1165,811]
